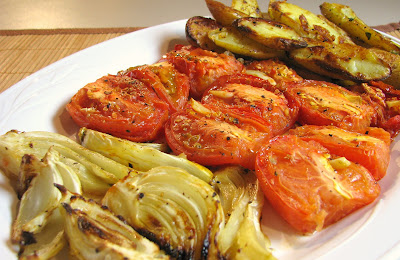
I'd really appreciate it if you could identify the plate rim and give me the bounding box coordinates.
[1,19,400,260]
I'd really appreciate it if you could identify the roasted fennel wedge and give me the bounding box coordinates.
[78,127,213,183]
[57,185,168,260]
[102,166,225,259]
[12,152,63,243]
[18,208,66,260]
[12,148,82,259]
[212,166,276,259]
[0,130,131,182]
[0,130,132,196]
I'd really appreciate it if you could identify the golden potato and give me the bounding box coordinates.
[268,1,354,44]
[370,48,400,89]
[208,26,285,59]
[185,16,225,52]
[234,17,307,50]
[289,40,391,82]
[320,2,400,54]
[205,0,247,26]
[231,0,262,17]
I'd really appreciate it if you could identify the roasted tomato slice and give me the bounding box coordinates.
[66,75,169,142]
[255,135,380,234]
[351,81,400,138]
[285,80,376,131]
[245,58,303,91]
[162,45,244,99]
[165,99,273,169]
[289,125,391,180]
[120,61,190,112]
[202,74,298,136]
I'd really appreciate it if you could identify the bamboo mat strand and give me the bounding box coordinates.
[0,26,399,93]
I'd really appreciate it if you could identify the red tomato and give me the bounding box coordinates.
[66,75,169,142]
[255,135,380,234]
[351,81,400,138]
[380,115,400,138]
[120,61,190,113]
[165,99,272,169]
[202,74,298,136]
[162,45,244,99]
[289,125,391,180]
[245,58,303,91]
[285,80,376,132]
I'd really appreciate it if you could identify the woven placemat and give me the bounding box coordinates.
[0,25,399,93]
[0,28,144,93]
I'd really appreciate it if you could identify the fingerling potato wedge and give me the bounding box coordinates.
[205,0,247,26]
[320,2,400,54]
[208,27,285,59]
[268,1,354,44]
[234,17,307,50]
[185,16,225,52]
[231,0,262,17]
[370,48,400,89]
[289,40,391,82]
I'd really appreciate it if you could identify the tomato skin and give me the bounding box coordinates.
[380,115,400,138]
[120,61,190,113]
[289,125,391,180]
[66,75,169,142]
[255,135,380,234]
[202,74,299,136]
[351,81,400,138]
[162,45,244,99]
[165,100,272,169]
[285,80,376,132]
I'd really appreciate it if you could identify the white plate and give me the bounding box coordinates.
[1,19,400,260]
[375,29,400,45]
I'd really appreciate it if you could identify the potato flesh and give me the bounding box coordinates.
[231,0,262,17]
[320,2,400,54]
[208,27,285,59]
[290,41,391,81]
[235,17,307,50]
[205,0,247,27]
[268,1,354,44]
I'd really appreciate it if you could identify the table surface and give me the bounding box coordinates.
[1,0,399,29]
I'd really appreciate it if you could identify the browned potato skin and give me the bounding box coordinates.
[289,40,392,82]
[185,16,225,52]
[234,17,308,50]
[268,1,354,44]
[320,2,400,55]
[208,26,286,60]
[205,0,247,26]
[317,14,354,44]
[371,48,400,89]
